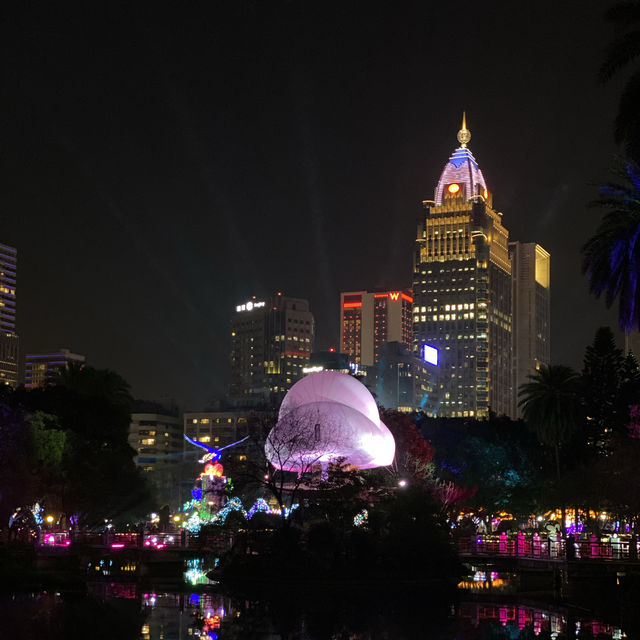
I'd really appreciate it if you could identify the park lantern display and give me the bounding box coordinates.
[182,435,248,530]
[265,370,395,473]
[181,434,299,532]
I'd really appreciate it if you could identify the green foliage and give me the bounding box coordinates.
[580,327,640,450]
[30,412,66,469]
[582,327,625,448]
[519,365,581,451]
[416,414,540,514]
[4,366,153,527]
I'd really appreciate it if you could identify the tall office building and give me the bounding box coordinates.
[25,348,86,388]
[0,243,18,387]
[368,341,436,413]
[340,290,413,366]
[229,292,314,406]
[510,242,551,416]
[412,117,512,418]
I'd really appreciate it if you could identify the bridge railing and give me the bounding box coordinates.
[459,535,565,559]
[458,534,637,561]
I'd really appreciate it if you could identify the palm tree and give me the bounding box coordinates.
[582,159,640,333]
[519,365,581,536]
[599,1,640,158]
[519,365,581,481]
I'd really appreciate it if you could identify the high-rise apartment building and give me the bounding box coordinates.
[229,293,314,406]
[25,348,86,388]
[510,242,551,416]
[340,290,413,366]
[0,243,18,387]
[412,118,512,418]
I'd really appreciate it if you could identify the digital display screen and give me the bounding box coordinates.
[423,344,438,366]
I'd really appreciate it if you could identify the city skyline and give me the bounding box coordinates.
[1,3,622,407]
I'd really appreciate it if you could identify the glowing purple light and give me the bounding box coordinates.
[266,371,395,472]
[434,146,487,205]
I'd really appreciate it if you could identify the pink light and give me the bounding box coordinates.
[64,540,71,546]
[46,535,55,544]
[111,543,125,548]
[144,540,151,546]
[156,543,165,549]
[267,371,395,472]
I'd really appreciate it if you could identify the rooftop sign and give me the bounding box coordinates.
[236,300,266,312]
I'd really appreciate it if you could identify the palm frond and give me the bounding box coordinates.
[604,1,640,29]
[600,31,640,82]
[614,70,640,146]
[583,161,640,331]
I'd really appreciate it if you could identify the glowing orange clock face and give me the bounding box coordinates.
[448,183,460,194]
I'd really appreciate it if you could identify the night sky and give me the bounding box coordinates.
[0,2,623,409]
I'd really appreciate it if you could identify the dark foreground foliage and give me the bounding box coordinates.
[219,485,461,584]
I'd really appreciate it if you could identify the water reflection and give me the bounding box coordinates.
[184,556,218,586]
[458,568,518,593]
[0,585,631,639]
[139,591,234,640]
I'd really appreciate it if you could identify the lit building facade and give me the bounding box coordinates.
[25,348,86,388]
[0,243,18,387]
[413,118,512,418]
[129,412,183,509]
[340,290,413,366]
[229,293,314,406]
[183,412,251,450]
[303,350,353,375]
[510,242,551,417]
[366,341,436,413]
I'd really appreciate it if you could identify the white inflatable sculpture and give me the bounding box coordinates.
[265,370,395,472]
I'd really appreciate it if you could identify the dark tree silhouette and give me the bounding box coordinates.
[582,327,624,448]
[599,0,640,157]
[519,365,581,534]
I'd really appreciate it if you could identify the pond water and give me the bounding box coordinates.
[0,581,631,640]
[0,556,633,639]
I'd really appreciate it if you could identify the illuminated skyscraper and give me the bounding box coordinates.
[340,289,413,366]
[0,243,18,387]
[510,242,551,417]
[412,117,512,418]
[229,293,314,406]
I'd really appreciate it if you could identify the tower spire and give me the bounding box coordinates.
[457,111,471,148]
